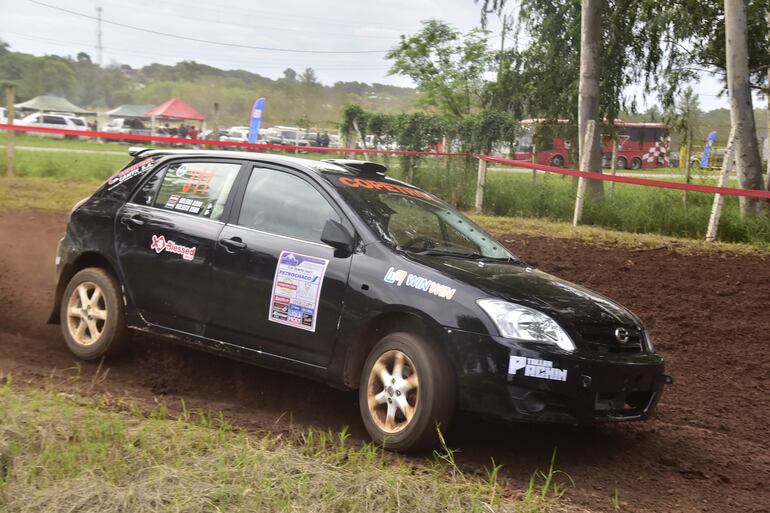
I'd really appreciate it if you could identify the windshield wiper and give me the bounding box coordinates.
[400,247,483,259]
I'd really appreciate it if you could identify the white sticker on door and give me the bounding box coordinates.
[268,251,329,332]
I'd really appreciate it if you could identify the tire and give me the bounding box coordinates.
[60,267,129,360]
[616,157,627,170]
[359,332,455,452]
[631,157,642,170]
[550,155,564,167]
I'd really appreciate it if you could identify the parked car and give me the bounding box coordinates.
[49,149,671,451]
[103,118,152,136]
[220,127,250,143]
[18,112,89,139]
[0,107,7,124]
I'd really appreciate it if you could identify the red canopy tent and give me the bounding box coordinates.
[145,98,205,121]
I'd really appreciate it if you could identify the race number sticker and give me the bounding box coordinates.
[268,251,329,332]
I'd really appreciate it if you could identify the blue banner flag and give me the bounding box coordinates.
[700,130,717,169]
[248,97,266,144]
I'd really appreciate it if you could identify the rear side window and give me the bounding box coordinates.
[238,168,339,243]
[70,118,86,126]
[153,161,241,221]
[42,116,66,125]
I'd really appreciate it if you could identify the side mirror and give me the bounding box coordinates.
[320,219,355,256]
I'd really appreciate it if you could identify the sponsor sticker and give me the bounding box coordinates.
[508,356,568,382]
[107,158,155,190]
[165,194,180,209]
[383,267,456,300]
[150,234,196,261]
[338,176,435,202]
[268,251,329,332]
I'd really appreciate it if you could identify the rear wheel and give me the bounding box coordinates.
[616,157,627,170]
[359,332,455,451]
[60,268,129,360]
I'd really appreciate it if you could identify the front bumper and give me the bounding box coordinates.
[442,328,671,425]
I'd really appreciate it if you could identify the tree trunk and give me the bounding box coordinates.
[725,0,764,216]
[766,8,770,194]
[578,0,604,195]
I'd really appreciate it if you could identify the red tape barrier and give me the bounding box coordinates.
[0,123,467,157]
[479,154,770,200]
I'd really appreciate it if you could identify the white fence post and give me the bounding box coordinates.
[475,158,487,214]
[705,127,736,242]
[573,120,596,226]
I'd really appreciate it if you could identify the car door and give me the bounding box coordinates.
[207,164,354,367]
[114,158,243,335]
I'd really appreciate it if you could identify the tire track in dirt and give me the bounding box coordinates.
[0,210,768,513]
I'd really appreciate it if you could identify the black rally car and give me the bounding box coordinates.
[50,148,671,451]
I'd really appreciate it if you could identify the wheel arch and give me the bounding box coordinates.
[341,308,448,389]
[48,251,121,324]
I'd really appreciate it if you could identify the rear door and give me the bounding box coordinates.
[207,164,354,367]
[114,158,242,335]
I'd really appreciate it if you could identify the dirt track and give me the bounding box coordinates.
[0,210,768,513]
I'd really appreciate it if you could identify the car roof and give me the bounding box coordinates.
[130,148,346,174]
[128,148,416,189]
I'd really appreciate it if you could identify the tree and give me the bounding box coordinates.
[725,0,765,216]
[578,0,604,193]
[282,68,297,82]
[386,20,492,120]
[666,87,700,201]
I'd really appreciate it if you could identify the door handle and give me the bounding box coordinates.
[121,214,145,228]
[219,237,247,251]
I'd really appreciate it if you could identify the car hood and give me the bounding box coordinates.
[408,254,641,328]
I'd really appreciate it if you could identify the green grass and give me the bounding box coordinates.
[0,136,768,246]
[384,159,770,247]
[0,378,566,513]
[0,177,103,211]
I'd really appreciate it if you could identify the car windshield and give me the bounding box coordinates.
[324,172,515,260]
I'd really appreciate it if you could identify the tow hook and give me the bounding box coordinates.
[657,374,674,385]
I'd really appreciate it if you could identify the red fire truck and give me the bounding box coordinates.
[514,119,671,169]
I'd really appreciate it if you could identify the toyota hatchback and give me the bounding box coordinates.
[50,148,671,451]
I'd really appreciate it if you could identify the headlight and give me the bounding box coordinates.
[477,299,575,352]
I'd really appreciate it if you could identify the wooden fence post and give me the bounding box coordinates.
[706,126,736,242]
[5,84,15,177]
[475,157,487,214]
[572,120,596,226]
[609,136,618,197]
[531,144,537,182]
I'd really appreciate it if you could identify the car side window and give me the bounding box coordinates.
[153,161,241,221]
[133,165,167,206]
[238,167,340,243]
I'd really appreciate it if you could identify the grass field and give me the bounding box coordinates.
[0,137,768,246]
[0,379,566,513]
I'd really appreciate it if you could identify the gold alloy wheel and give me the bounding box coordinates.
[66,281,108,346]
[366,350,419,434]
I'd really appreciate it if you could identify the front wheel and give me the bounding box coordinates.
[359,332,455,451]
[631,157,642,170]
[60,267,129,360]
[550,155,564,167]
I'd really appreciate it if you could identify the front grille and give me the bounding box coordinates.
[574,324,645,354]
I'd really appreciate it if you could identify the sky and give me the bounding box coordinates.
[0,0,740,112]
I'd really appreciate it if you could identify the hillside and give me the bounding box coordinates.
[0,41,418,129]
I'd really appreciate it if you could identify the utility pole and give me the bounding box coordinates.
[96,6,103,67]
